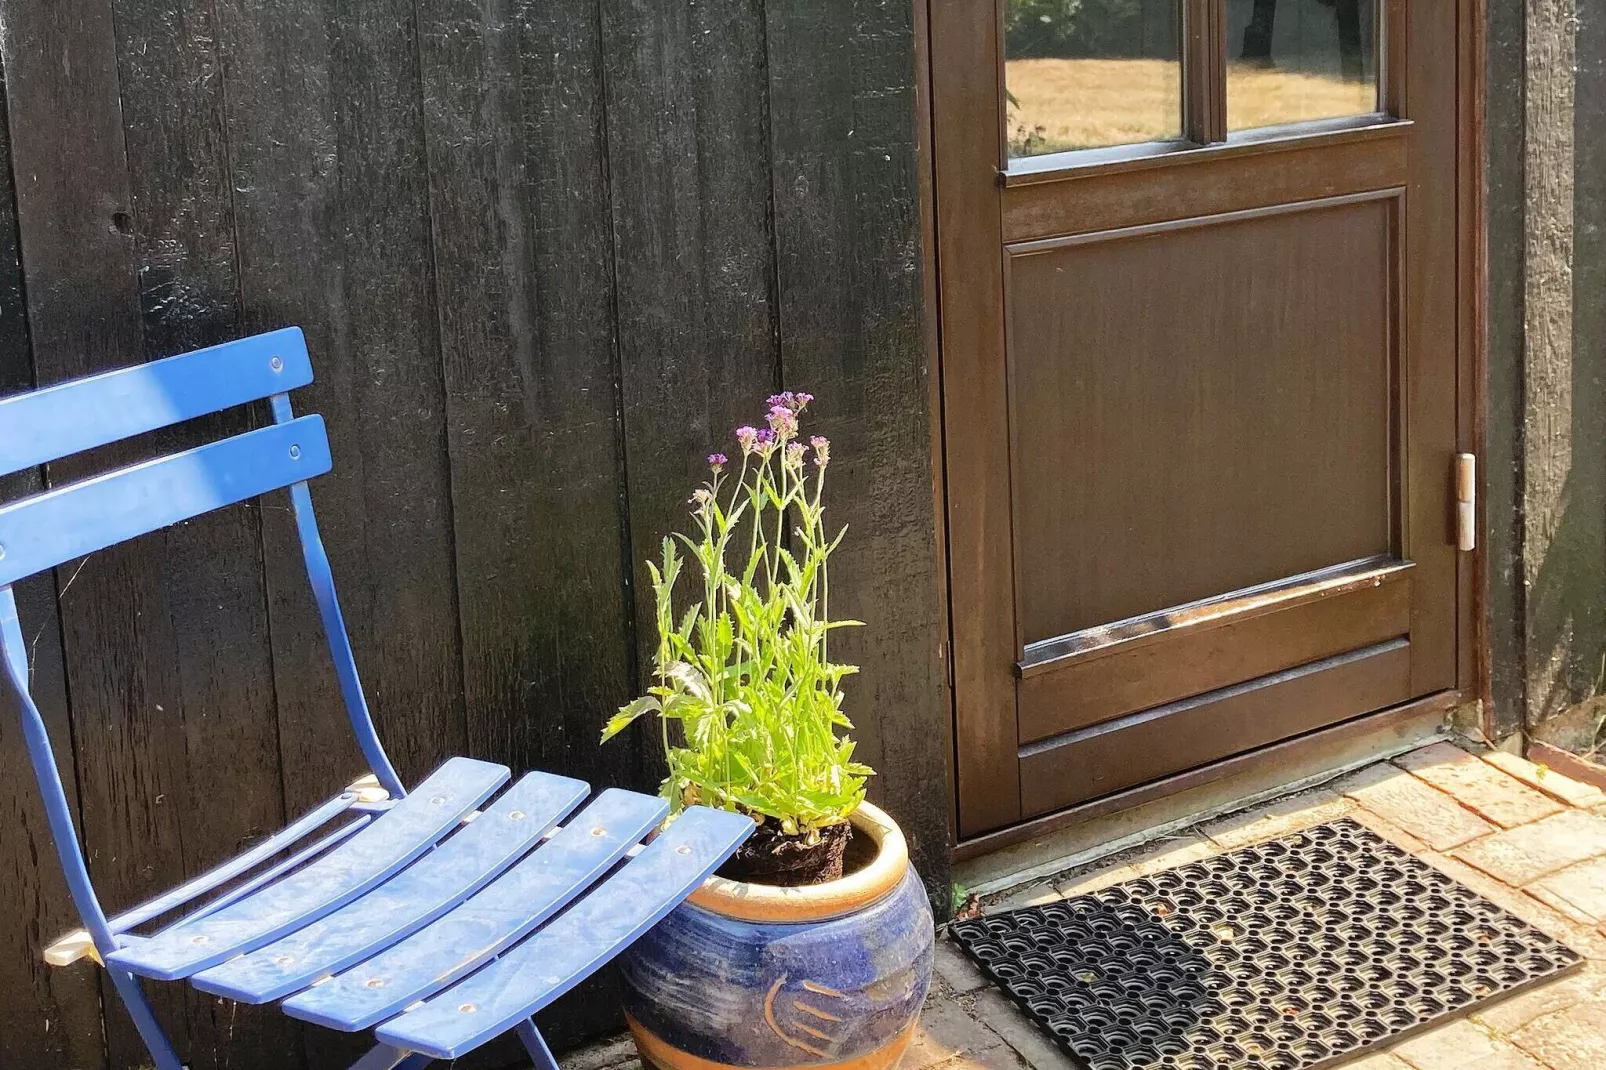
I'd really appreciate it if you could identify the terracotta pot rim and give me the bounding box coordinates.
[686,800,909,923]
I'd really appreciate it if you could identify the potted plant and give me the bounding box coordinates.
[604,392,933,1070]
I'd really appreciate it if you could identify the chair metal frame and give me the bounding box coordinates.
[0,328,746,1069]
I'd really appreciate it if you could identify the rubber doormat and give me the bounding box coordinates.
[949,819,1583,1070]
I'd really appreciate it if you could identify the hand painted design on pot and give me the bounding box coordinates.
[621,802,935,1070]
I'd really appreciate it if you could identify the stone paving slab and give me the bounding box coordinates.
[1453,810,1606,886]
[1391,1018,1545,1070]
[1529,855,1606,923]
[1483,751,1606,810]
[1334,761,1497,849]
[1509,999,1606,1070]
[1395,743,1565,828]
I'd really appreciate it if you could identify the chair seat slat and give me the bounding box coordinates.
[192,771,589,1004]
[0,327,311,479]
[373,806,754,1059]
[111,789,360,935]
[0,416,332,587]
[106,758,509,980]
[280,788,670,1032]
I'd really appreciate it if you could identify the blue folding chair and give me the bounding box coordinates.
[0,327,752,1069]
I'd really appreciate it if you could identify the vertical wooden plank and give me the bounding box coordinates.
[108,2,301,1065]
[929,0,1023,837]
[215,0,464,1061]
[1483,0,1526,738]
[765,0,952,905]
[0,59,106,1069]
[1520,0,1594,739]
[217,0,465,790]
[1551,0,1606,748]
[0,1,222,1064]
[417,0,638,806]
[415,1,641,1051]
[599,0,782,678]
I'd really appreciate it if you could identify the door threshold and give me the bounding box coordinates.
[953,690,1459,896]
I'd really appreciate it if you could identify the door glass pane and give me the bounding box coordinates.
[1226,0,1379,131]
[1005,0,1182,158]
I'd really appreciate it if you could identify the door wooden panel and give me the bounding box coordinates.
[933,0,1471,839]
[1008,194,1397,640]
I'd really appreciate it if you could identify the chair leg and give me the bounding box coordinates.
[516,1018,562,1070]
[106,966,186,1070]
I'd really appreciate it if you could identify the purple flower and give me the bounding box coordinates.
[734,426,759,454]
[810,435,831,467]
[754,427,777,455]
[708,452,727,473]
[784,441,806,467]
[766,391,813,414]
[767,404,799,438]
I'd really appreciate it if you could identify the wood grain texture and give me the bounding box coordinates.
[108,0,298,1061]
[0,54,107,1067]
[1019,565,1412,742]
[1008,197,1395,641]
[1518,0,1579,732]
[930,0,1024,838]
[597,0,780,740]
[417,0,640,795]
[1019,639,1413,816]
[0,0,218,1063]
[1482,0,1528,739]
[765,0,952,906]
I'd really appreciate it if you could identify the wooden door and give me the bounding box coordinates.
[934,0,1476,838]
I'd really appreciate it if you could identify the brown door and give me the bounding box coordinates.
[933,1,1475,838]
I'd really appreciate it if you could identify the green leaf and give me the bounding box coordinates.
[602,694,662,742]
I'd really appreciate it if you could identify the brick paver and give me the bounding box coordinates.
[1394,743,1564,828]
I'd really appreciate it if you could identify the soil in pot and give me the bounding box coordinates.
[716,818,856,886]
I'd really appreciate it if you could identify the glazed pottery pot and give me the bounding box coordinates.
[620,801,934,1070]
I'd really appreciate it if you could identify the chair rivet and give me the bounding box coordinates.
[366,978,386,988]
[509,810,526,820]
[676,845,692,855]
[289,445,302,460]
[270,355,284,372]
[459,1003,477,1014]
[431,796,447,805]
[191,936,208,945]
[274,955,295,967]
[591,826,606,837]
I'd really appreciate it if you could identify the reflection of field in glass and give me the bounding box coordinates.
[1006,58,1375,156]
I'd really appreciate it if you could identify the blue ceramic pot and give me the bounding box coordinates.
[621,802,934,1070]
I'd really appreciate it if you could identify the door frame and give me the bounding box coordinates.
[912,0,1490,857]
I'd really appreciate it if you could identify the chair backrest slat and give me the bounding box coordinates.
[0,327,311,478]
[0,416,331,587]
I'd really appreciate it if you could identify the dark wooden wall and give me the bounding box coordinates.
[1484,0,1606,755]
[0,1,951,1067]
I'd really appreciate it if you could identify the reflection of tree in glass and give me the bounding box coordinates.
[1004,0,1155,59]
[1240,0,1367,81]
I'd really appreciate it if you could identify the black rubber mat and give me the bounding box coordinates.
[950,819,1583,1070]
